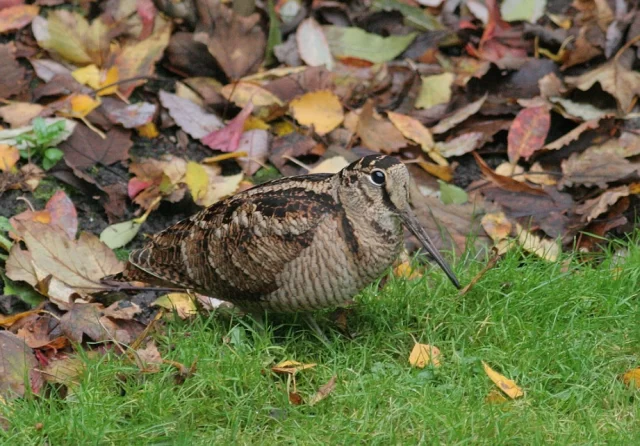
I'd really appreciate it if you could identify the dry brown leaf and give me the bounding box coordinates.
[431,94,488,134]
[357,100,406,154]
[435,132,485,158]
[136,341,163,373]
[0,331,43,400]
[0,4,39,33]
[40,356,85,387]
[482,361,523,399]
[60,303,133,344]
[60,125,132,169]
[194,3,265,79]
[560,146,640,188]
[0,103,44,128]
[112,16,172,97]
[308,375,337,406]
[525,162,558,186]
[5,221,123,306]
[481,212,513,244]
[271,360,317,375]
[387,112,446,165]
[544,119,601,151]
[575,186,630,222]
[409,343,442,368]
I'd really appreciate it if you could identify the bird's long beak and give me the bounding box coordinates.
[399,210,460,289]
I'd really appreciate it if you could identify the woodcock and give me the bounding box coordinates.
[119,155,460,314]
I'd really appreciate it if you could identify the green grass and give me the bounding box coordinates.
[2,237,639,445]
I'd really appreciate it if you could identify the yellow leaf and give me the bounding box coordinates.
[393,261,422,280]
[273,120,296,136]
[289,90,344,136]
[185,161,209,202]
[65,94,101,118]
[199,170,244,207]
[387,112,447,166]
[622,368,640,389]
[482,361,524,399]
[152,293,197,319]
[97,66,119,96]
[416,160,453,182]
[243,116,270,131]
[515,223,560,262]
[271,360,317,375]
[0,144,20,172]
[137,122,159,138]
[409,343,442,368]
[629,183,640,194]
[485,388,509,404]
[416,73,454,109]
[72,64,101,89]
[221,82,284,109]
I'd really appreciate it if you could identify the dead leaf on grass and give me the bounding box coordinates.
[271,360,317,375]
[576,185,631,222]
[482,361,523,399]
[0,331,43,400]
[308,375,337,406]
[409,343,442,368]
[152,293,197,319]
[515,223,560,262]
[622,368,640,389]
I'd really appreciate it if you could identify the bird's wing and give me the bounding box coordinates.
[128,178,342,300]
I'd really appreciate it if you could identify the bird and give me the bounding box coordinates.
[115,155,460,332]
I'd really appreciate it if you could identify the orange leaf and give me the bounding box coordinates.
[507,106,550,163]
[482,361,524,399]
[409,343,442,368]
[622,368,640,389]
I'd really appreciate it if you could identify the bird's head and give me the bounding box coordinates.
[338,155,460,289]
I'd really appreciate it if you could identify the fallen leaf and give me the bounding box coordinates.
[237,129,270,176]
[297,18,334,70]
[11,190,78,240]
[482,361,523,399]
[0,4,39,33]
[357,100,406,153]
[271,360,317,375]
[185,161,209,202]
[485,388,509,404]
[136,341,163,372]
[101,100,157,129]
[99,220,141,250]
[0,42,26,99]
[515,223,560,262]
[32,10,110,66]
[40,356,85,387]
[324,26,416,63]
[0,103,44,128]
[544,119,601,151]
[507,106,550,163]
[622,368,640,389]
[308,375,337,406]
[309,156,350,174]
[159,90,223,139]
[153,293,197,319]
[473,152,547,196]
[201,102,254,152]
[0,331,42,400]
[560,146,639,188]
[199,171,244,207]
[481,212,513,243]
[289,90,344,136]
[112,16,172,97]
[434,132,485,158]
[194,3,265,79]
[393,260,422,280]
[387,112,446,165]
[59,125,132,169]
[565,55,640,113]
[6,221,123,306]
[60,303,133,344]
[0,144,19,171]
[524,162,557,186]
[431,94,488,134]
[575,186,630,223]
[409,343,442,368]
[220,81,284,109]
[500,0,545,23]
[416,73,454,109]
[439,180,468,205]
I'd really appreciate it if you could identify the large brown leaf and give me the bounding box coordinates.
[0,331,43,400]
[194,0,265,80]
[59,124,132,169]
[5,221,124,306]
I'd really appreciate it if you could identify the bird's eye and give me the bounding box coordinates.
[369,170,386,186]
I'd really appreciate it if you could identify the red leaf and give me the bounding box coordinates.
[45,190,78,240]
[128,177,153,199]
[201,102,254,152]
[507,106,550,163]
